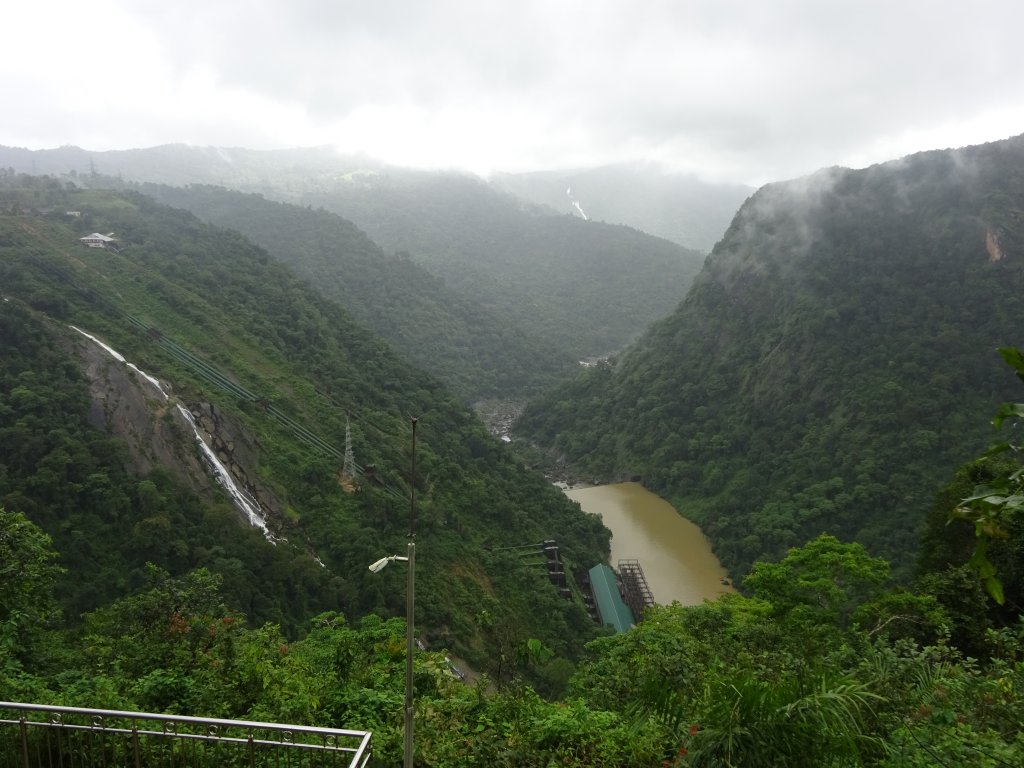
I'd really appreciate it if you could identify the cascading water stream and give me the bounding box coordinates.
[566,186,589,220]
[71,326,170,401]
[71,326,277,543]
[174,403,275,542]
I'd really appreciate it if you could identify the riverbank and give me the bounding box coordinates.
[552,480,596,492]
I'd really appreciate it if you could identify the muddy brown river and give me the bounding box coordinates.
[566,482,736,605]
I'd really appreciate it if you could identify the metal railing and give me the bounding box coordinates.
[0,701,372,768]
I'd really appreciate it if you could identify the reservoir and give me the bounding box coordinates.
[566,482,736,606]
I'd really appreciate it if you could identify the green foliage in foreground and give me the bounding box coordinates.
[4,508,1023,767]
[952,347,1024,605]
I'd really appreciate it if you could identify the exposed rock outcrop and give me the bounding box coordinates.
[986,230,1005,262]
[191,402,284,523]
[74,332,284,530]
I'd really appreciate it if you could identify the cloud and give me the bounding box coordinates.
[3,0,1024,184]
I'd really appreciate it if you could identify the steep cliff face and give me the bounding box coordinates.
[190,402,284,524]
[80,335,195,478]
[75,331,285,534]
[986,230,1005,262]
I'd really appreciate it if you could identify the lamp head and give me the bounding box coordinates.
[368,557,391,573]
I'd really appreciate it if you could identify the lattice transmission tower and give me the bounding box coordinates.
[338,417,356,492]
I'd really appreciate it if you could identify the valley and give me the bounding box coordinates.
[6,2,1024,763]
[3,135,1024,765]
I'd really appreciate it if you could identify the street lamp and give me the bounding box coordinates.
[368,555,408,574]
[367,545,415,768]
[367,417,418,768]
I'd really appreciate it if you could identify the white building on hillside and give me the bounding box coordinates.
[79,232,117,249]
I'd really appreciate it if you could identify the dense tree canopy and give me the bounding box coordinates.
[4,510,1021,766]
[300,171,705,358]
[137,183,578,401]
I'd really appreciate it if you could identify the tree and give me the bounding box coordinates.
[0,506,62,687]
[953,347,1024,604]
[678,670,883,768]
[743,534,889,632]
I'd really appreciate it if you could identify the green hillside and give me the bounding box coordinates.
[0,174,608,671]
[517,136,1024,579]
[136,183,575,400]
[298,171,706,356]
[3,171,1022,768]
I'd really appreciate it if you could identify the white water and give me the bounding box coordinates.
[71,326,169,400]
[566,186,590,221]
[72,326,276,542]
[175,404,276,542]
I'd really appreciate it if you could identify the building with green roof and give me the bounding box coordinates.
[588,563,635,634]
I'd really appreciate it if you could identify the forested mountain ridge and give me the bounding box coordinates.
[0,143,708,366]
[134,182,576,400]
[296,171,706,357]
[517,135,1024,579]
[0,175,609,673]
[0,146,750,254]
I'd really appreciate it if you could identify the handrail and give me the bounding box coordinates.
[0,701,372,768]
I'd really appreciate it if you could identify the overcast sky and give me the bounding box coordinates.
[4,0,1023,185]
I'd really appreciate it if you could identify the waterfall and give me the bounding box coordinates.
[175,404,276,542]
[72,326,277,543]
[71,326,170,401]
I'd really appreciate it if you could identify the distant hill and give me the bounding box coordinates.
[516,135,1024,580]
[0,143,383,189]
[137,183,575,401]
[0,144,707,369]
[296,171,706,357]
[491,163,753,253]
[0,175,609,669]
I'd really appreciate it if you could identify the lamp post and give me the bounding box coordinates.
[367,417,417,768]
[366,547,414,767]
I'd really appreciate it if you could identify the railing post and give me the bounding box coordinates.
[19,716,29,768]
[132,722,141,768]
